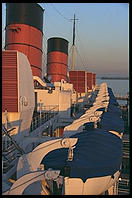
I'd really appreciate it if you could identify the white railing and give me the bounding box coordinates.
[30,105,59,132]
[41,105,59,112]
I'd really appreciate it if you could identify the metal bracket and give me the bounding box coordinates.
[44,169,60,180]
[67,146,76,161]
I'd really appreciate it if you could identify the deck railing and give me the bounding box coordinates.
[30,105,59,132]
[115,94,128,101]
[118,179,130,195]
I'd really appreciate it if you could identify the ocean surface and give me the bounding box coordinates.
[96,78,129,106]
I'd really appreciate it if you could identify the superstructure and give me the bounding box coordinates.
[2,3,125,195]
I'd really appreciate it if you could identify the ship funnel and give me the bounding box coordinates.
[5,3,44,78]
[47,37,69,82]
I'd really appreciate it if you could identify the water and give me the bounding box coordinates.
[96,79,129,106]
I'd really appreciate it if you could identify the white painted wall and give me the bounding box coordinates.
[35,82,72,118]
[17,52,35,135]
[2,51,35,139]
[64,171,120,195]
[18,51,35,112]
[59,91,71,118]
[35,89,59,107]
[54,80,73,91]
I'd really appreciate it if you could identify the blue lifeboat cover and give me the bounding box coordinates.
[108,88,119,104]
[42,129,123,182]
[99,112,124,133]
[108,104,122,115]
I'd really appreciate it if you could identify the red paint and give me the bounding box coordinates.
[2,51,18,112]
[69,71,96,92]
[69,71,77,77]
[87,72,93,90]
[5,24,43,77]
[47,63,67,75]
[69,71,86,93]
[47,51,68,82]
[60,128,64,136]
[92,73,96,86]
[77,71,85,76]
[69,76,77,81]
[78,77,85,81]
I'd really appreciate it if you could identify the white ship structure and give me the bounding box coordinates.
[2,3,124,195]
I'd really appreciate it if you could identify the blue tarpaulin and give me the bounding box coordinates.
[42,129,123,182]
[99,112,124,133]
[42,86,123,182]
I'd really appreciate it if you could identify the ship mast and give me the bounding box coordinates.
[71,14,78,71]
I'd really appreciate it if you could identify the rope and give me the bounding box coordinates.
[50,3,71,22]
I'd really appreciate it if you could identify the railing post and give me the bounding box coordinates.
[30,105,59,133]
[40,100,42,125]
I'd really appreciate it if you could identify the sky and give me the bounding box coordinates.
[2,3,129,77]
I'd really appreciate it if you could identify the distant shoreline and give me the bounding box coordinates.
[100,77,129,80]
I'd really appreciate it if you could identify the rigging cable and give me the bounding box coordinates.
[41,3,62,36]
[50,3,72,22]
[75,45,87,70]
[76,23,89,70]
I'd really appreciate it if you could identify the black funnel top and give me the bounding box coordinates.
[47,37,69,55]
[6,3,44,33]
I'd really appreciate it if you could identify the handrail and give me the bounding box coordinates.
[118,179,129,194]
[33,76,46,87]
[40,105,59,111]
[2,125,25,155]
[30,105,59,132]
